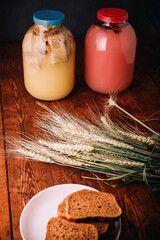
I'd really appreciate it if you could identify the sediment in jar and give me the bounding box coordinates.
[94,22,128,34]
[22,23,75,71]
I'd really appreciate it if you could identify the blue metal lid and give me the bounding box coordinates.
[33,10,65,26]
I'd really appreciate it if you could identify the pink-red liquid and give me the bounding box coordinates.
[85,23,137,93]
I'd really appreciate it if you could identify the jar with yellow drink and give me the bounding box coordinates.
[22,10,75,101]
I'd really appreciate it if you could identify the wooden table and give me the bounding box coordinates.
[0,38,160,240]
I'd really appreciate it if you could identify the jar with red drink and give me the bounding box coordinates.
[84,8,137,94]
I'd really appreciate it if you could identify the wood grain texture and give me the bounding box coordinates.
[0,38,159,240]
[0,87,12,240]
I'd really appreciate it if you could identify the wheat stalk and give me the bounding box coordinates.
[6,98,160,191]
[100,115,155,145]
[108,97,160,137]
[38,139,94,153]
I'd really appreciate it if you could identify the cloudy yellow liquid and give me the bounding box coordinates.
[23,46,75,101]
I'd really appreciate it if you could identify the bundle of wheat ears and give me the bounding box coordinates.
[8,97,160,191]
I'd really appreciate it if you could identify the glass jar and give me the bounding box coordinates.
[85,8,137,94]
[22,10,75,101]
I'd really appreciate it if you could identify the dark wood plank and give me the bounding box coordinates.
[0,88,12,240]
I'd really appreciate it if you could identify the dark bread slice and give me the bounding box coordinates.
[65,189,122,222]
[45,217,99,240]
[57,198,109,235]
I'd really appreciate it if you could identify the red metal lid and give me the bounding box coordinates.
[97,8,128,23]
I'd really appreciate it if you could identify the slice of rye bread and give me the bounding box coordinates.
[57,198,109,235]
[65,189,122,222]
[45,217,99,240]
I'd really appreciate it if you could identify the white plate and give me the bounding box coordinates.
[20,184,98,240]
[20,183,121,240]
